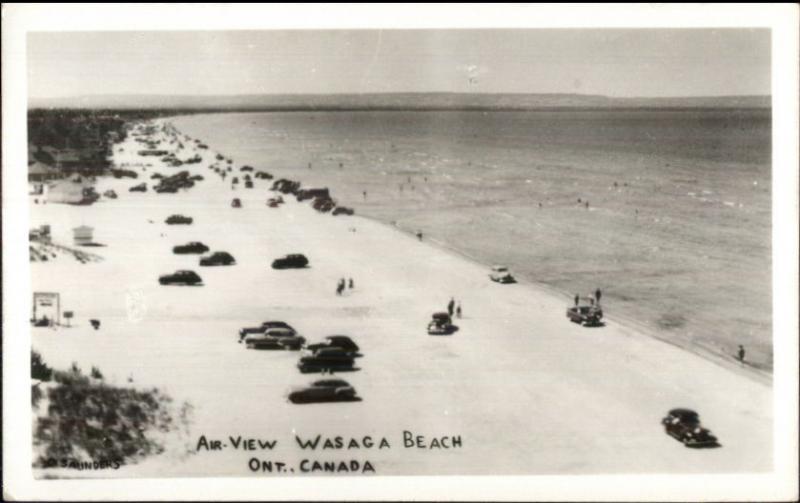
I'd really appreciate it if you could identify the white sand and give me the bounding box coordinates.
[30,121,772,477]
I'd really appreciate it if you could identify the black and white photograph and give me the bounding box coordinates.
[3,4,798,501]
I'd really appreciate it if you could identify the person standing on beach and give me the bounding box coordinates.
[574,294,579,306]
[737,345,746,364]
[595,288,602,304]
[456,303,462,319]
[363,190,367,200]
[348,278,354,289]
[447,298,455,317]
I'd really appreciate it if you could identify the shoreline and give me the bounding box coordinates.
[166,111,772,380]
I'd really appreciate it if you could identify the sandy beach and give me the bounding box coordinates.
[29,119,772,477]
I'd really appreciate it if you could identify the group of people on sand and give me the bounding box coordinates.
[574,288,603,306]
[336,277,355,296]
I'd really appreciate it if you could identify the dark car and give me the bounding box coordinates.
[165,214,193,225]
[240,165,254,172]
[155,185,179,193]
[173,242,210,254]
[200,251,236,266]
[231,198,242,208]
[255,171,273,180]
[244,327,306,350]
[306,335,360,356]
[129,182,147,192]
[332,206,354,216]
[566,299,603,326]
[662,409,719,447]
[151,173,164,179]
[427,312,455,335]
[103,189,118,199]
[297,347,356,373]
[287,379,358,404]
[245,180,254,189]
[239,321,297,341]
[267,196,284,208]
[272,254,309,269]
[158,270,203,286]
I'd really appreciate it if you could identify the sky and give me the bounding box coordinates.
[27,29,771,99]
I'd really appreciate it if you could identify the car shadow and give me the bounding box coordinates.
[583,321,606,328]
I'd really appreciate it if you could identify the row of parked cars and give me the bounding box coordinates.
[238,320,362,404]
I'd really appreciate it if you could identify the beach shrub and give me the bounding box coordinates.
[31,350,53,381]
[90,366,104,380]
[33,366,191,468]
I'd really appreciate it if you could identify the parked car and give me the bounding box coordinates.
[306,335,360,356]
[103,189,118,199]
[238,321,297,341]
[244,327,306,350]
[255,171,273,180]
[151,173,164,179]
[661,409,719,447]
[240,165,254,172]
[267,196,284,207]
[231,198,242,208]
[489,265,516,283]
[200,251,236,266]
[332,206,354,216]
[245,180,254,189]
[173,242,210,254]
[165,214,193,225]
[129,182,147,192]
[287,379,358,404]
[155,185,178,193]
[272,254,309,269]
[158,270,203,286]
[566,298,603,326]
[297,347,356,373]
[427,312,455,335]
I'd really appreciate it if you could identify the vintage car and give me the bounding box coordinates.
[332,206,355,216]
[661,409,719,447]
[173,242,210,254]
[112,168,138,179]
[103,189,118,199]
[129,182,147,192]
[427,312,456,335]
[158,270,203,286]
[287,379,358,404]
[240,165,254,172]
[306,335,360,356]
[245,180,254,189]
[165,214,193,225]
[155,184,179,193]
[297,347,356,373]
[231,198,242,208]
[272,254,309,269]
[244,327,306,350]
[199,251,236,266]
[489,265,516,284]
[238,321,297,341]
[267,196,284,208]
[566,298,604,326]
[150,173,164,179]
[255,171,273,180]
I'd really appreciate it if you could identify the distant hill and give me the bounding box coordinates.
[28,93,771,111]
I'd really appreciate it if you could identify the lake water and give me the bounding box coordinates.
[173,109,772,372]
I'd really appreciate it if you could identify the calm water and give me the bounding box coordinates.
[172,109,773,371]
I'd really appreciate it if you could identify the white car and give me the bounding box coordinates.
[489,265,516,284]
